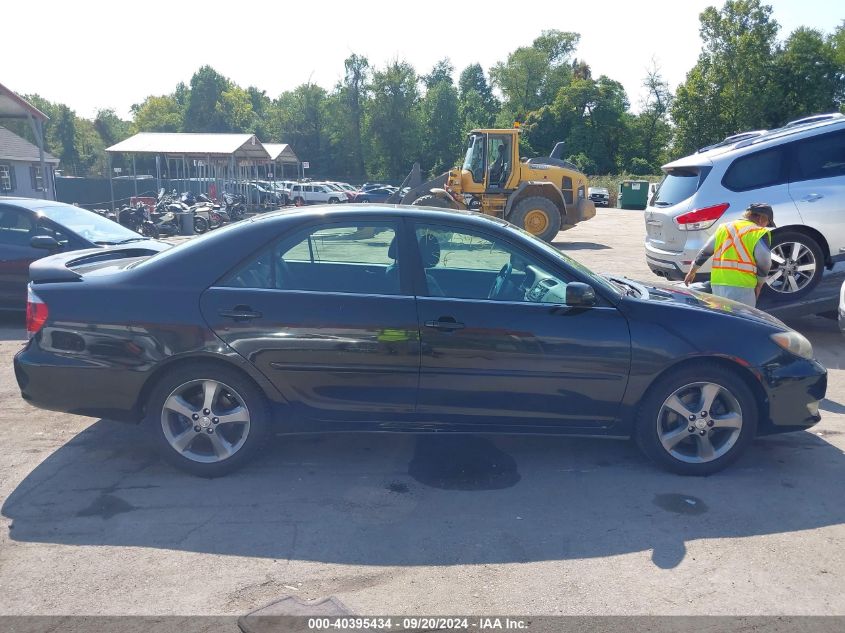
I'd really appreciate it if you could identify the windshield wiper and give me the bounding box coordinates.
[653,201,672,207]
[95,237,146,245]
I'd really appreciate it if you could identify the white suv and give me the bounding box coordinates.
[289,183,348,206]
[645,113,845,300]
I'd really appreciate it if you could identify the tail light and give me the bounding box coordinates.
[674,203,730,231]
[26,286,49,339]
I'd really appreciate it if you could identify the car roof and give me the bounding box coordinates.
[0,197,82,212]
[250,203,507,229]
[663,113,845,170]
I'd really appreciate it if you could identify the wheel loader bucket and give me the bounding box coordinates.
[385,163,449,205]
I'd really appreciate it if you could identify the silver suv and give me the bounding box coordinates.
[645,113,845,300]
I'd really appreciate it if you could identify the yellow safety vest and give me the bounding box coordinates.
[710,220,770,288]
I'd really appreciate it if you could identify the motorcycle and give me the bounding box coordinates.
[118,202,159,238]
[222,192,247,221]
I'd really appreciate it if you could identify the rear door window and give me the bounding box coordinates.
[652,167,708,206]
[790,130,845,182]
[222,222,403,295]
[722,147,788,191]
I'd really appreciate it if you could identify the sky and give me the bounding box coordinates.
[3,0,842,121]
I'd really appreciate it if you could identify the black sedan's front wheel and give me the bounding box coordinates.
[146,363,271,477]
[634,363,758,475]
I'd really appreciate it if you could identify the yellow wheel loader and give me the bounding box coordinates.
[388,127,596,242]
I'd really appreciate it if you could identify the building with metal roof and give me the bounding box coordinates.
[0,83,55,200]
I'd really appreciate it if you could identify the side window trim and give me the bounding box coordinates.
[217,218,412,297]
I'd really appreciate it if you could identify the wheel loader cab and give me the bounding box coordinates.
[460,130,518,194]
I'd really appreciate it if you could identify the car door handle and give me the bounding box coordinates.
[801,193,823,202]
[218,306,262,321]
[424,317,465,331]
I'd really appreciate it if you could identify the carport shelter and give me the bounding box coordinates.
[105,133,272,209]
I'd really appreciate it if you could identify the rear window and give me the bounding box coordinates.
[722,147,788,192]
[652,167,709,206]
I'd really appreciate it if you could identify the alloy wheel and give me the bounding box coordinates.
[656,381,743,464]
[160,379,251,463]
[767,242,817,294]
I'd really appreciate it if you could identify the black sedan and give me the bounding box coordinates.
[0,197,167,311]
[14,206,826,477]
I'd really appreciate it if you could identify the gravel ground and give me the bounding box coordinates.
[0,208,843,617]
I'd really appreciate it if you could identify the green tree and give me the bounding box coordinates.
[773,27,842,121]
[216,86,257,133]
[327,54,371,180]
[183,66,231,132]
[672,0,780,154]
[419,60,461,176]
[458,63,499,133]
[364,60,421,181]
[55,105,80,175]
[490,30,579,122]
[271,84,329,177]
[131,95,184,132]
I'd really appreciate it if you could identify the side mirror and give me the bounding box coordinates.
[565,282,596,307]
[30,235,60,251]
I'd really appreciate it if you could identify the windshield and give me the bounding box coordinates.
[652,167,709,207]
[37,205,143,244]
[504,223,621,296]
[462,134,485,183]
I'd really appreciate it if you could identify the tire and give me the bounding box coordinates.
[411,194,457,209]
[141,223,160,239]
[208,213,222,229]
[145,362,272,477]
[762,231,824,302]
[509,196,562,242]
[634,362,758,476]
[193,216,209,234]
[294,196,305,207]
[328,197,339,204]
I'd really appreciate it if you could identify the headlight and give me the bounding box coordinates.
[771,331,814,360]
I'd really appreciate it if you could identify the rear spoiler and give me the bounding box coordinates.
[29,244,169,284]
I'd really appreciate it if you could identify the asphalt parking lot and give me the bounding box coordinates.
[1,207,844,616]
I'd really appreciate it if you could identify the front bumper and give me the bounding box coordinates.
[760,355,826,432]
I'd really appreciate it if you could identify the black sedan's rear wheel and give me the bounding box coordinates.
[634,363,758,475]
[146,363,271,477]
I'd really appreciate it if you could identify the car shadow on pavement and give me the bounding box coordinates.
[3,422,845,570]
[552,241,611,251]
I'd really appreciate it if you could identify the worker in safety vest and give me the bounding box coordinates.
[684,203,775,307]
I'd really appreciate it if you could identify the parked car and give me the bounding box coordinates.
[0,197,168,311]
[645,113,845,301]
[15,206,825,477]
[355,186,397,203]
[360,182,389,192]
[326,182,360,201]
[289,183,347,205]
[588,186,610,207]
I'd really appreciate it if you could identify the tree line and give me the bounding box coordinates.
[6,0,844,183]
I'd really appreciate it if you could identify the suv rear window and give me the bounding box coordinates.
[652,167,708,206]
[722,147,788,192]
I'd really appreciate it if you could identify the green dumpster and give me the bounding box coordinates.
[618,180,650,210]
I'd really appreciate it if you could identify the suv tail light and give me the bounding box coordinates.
[26,286,49,338]
[674,203,730,231]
